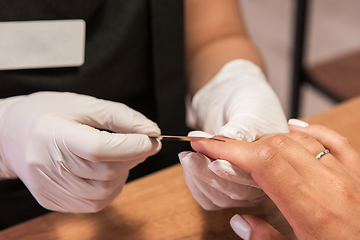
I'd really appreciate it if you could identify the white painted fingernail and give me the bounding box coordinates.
[188,130,213,138]
[288,118,309,127]
[230,215,251,240]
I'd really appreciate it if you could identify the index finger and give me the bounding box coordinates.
[190,138,307,205]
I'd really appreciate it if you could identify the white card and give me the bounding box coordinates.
[0,19,85,70]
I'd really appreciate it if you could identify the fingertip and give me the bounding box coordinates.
[179,151,212,174]
[135,123,161,136]
[178,151,193,168]
[153,137,162,153]
[188,130,213,138]
[230,214,252,240]
[188,131,213,153]
[288,119,309,128]
[178,151,191,160]
[208,159,233,173]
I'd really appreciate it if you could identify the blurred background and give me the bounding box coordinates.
[239,0,360,118]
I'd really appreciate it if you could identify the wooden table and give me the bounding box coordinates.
[1,96,360,240]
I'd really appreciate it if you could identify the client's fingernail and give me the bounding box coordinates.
[230,215,251,240]
[288,118,309,128]
[188,130,213,138]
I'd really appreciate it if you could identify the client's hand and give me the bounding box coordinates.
[190,120,360,240]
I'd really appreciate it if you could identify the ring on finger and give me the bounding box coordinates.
[316,149,330,160]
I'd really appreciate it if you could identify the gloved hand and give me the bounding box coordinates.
[179,149,266,210]
[0,92,161,212]
[180,59,288,210]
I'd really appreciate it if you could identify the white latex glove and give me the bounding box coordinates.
[181,59,288,210]
[0,92,161,213]
[179,151,266,210]
[179,131,266,210]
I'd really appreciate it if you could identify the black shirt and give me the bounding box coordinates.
[0,0,191,229]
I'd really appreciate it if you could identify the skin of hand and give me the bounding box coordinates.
[190,124,360,240]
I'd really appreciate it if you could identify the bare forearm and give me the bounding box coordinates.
[185,0,265,96]
[186,36,264,96]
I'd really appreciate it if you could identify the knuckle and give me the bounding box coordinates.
[252,143,284,174]
[253,144,278,164]
[267,134,291,150]
[98,164,119,181]
[333,177,357,198]
[104,171,118,181]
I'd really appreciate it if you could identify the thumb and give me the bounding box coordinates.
[230,214,287,240]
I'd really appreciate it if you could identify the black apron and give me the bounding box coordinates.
[0,0,191,229]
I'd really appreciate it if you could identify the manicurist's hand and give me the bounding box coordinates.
[0,92,161,213]
[180,60,288,210]
[191,120,360,240]
[179,130,266,211]
[181,0,289,210]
